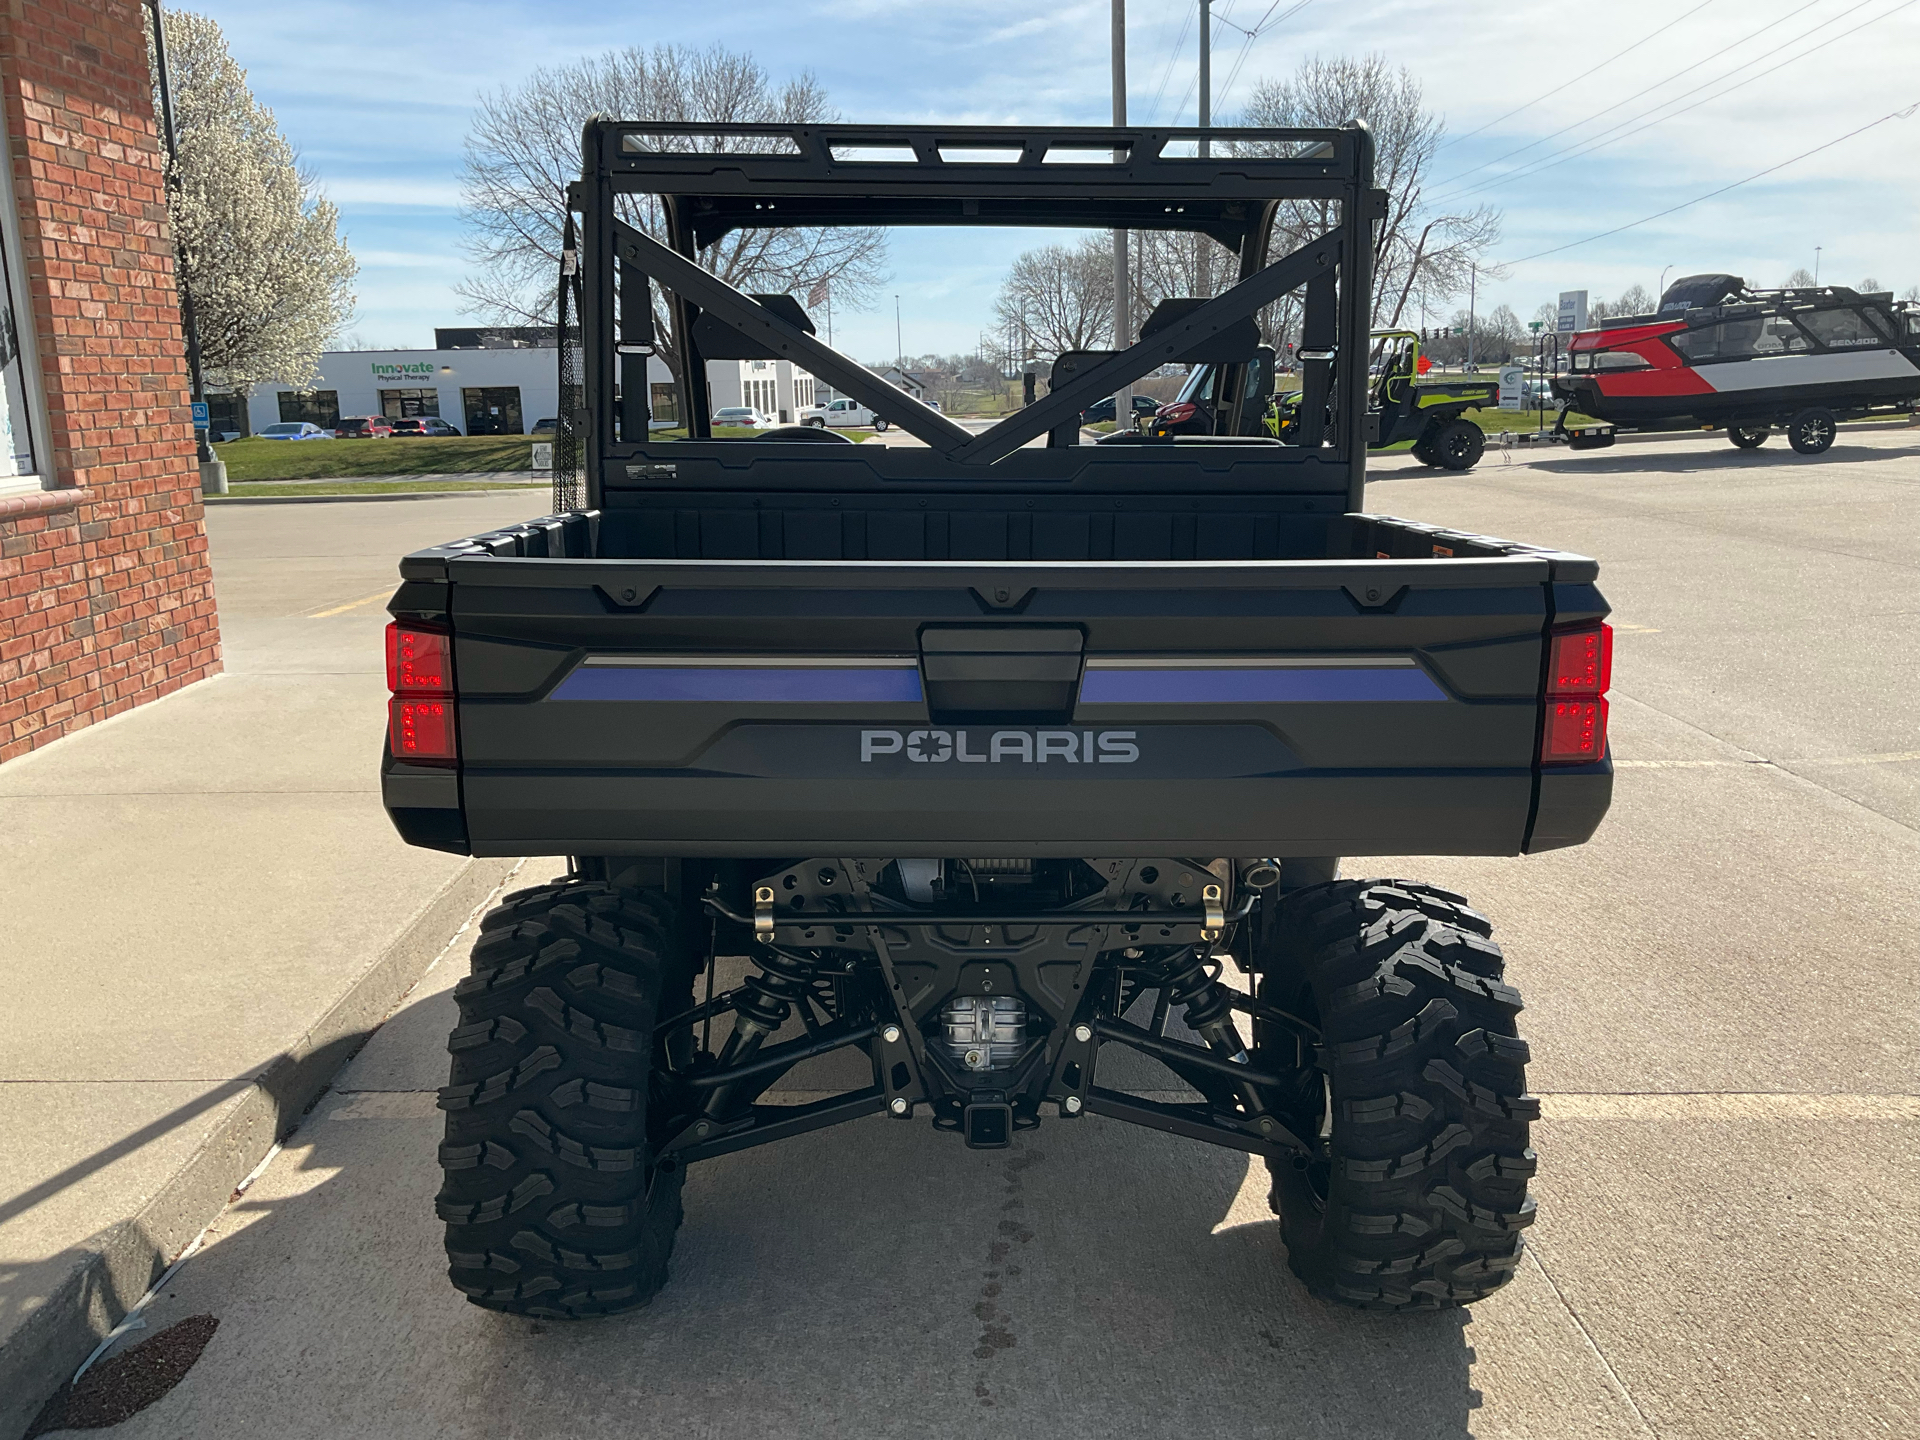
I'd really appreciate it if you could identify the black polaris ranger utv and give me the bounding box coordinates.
[381,122,1614,1317]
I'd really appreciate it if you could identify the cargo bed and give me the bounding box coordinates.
[382,506,1610,859]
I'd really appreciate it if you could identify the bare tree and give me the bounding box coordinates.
[1237,56,1501,333]
[152,9,356,393]
[1613,283,1655,317]
[1858,276,1883,293]
[1902,285,1920,304]
[1783,267,1817,288]
[457,45,887,392]
[992,236,1114,361]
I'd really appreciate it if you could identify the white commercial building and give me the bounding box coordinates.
[224,328,817,437]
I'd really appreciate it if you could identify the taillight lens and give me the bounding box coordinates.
[387,622,452,694]
[386,622,456,764]
[1160,402,1198,423]
[389,698,455,761]
[1548,623,1612,695]
[1542,622,1613,766]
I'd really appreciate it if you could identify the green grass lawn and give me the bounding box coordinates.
[214,434,540,480]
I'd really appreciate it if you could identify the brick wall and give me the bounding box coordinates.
[0,0,220,764]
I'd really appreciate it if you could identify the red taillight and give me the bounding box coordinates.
[389,698,455,762]
[1542,622,1613,766]
[386,622,455,764]
[1543,698,1609,764]
[1548,623,1612,695]
[386,622,452,694]
[1160,402,1198,423]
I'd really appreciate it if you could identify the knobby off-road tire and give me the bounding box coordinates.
[1431,418,1485,471]
[436,880,694,1318]
[1258,880,1538,1310]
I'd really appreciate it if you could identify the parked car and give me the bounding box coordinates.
[390,417,462,437]
[710,406,774,429]
[257,422,331,441]
[531,417,559,434]
[1081,394,1161,424]
[335,416,394,438]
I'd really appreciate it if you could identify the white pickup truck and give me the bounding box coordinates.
[799,394,940,431]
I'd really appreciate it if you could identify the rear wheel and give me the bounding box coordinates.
[1410,438,1441,467]
[436,880,692,1318]
[1256,880,1538,1309]
[873,416,891,432]
[1729,425,1769,449]
[1787,408,1836,455]
[1430,419,1485,471]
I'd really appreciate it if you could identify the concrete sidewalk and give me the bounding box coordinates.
[0,492,548,1438]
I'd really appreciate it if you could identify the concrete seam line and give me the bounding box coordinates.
[0,855,521,1440]
[1522,1245,1661,1439]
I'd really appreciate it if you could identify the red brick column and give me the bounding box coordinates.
[0,0,220,764]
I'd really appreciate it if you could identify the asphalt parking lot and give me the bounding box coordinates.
[49,429,1920,1439]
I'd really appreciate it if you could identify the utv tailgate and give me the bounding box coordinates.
[384,535,1610,858]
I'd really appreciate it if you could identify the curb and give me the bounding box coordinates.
[206,489,545,505]
[0,856,522,1440]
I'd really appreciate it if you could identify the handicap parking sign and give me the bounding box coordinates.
[191,401,210,430]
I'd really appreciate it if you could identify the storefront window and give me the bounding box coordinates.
[278,390,340,427]
[461,386,523,435]
[380,387,440,419]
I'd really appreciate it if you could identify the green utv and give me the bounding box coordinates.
[383,121,1614,1319]
[1153,329,1497,470]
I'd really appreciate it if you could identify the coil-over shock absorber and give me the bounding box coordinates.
[702,945,818,1119]
[1161,949,1269,1119]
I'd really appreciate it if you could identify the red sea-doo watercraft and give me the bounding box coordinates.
[1552,274,1920,454]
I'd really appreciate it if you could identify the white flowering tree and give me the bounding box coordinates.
[152,9,357,394]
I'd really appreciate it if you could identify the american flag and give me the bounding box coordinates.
[807,277,830,309]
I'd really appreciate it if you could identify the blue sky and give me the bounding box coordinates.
[191,0,1920,358]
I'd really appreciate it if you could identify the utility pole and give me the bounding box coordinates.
[1813,246,1822,285]
[1196,0,1212,300]
[1467,263,1478,370]
[1111,0,1132,430]
[145,0,224,493]
[895,294,903,370]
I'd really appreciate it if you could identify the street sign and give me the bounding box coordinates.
[1557,291,1588,335]
[190,401,210,430]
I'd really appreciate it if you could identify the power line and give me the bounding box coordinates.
[1145,3,1197,124]
[1439,0,1718,152]
[1217,0,1313,109]
[1434,0,1830,194]
[1503,99,1920,266]
[1437,0,1916,204]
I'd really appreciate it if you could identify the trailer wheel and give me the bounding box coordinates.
[1256,879,1537,1310]
[1786,408,1836,455]
[1728,426,1769,449]
[1430,419,1485,471]
[436,880,692,1318]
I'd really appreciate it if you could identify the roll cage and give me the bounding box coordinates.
[563,121,1385,509]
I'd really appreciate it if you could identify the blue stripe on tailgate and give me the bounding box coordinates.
[551,666,924,703]
[1078,667,1445,704]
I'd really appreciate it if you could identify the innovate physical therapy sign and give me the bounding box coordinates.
[371,361,437,381]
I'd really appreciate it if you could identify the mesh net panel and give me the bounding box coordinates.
[552,216,584,514]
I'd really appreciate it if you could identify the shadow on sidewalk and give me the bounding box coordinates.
[58,982,1479,1440]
